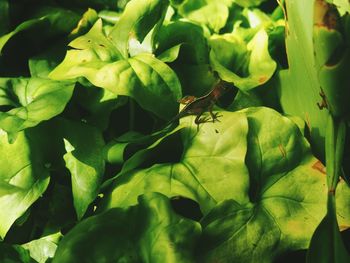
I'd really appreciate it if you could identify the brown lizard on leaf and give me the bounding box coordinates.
[168,80,231,129]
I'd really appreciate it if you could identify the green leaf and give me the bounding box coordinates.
[29,42,68,78]
[307,196,350,263]
[196,108,350,262]
[278,0,328,159]
[22,232,62,263]
[50,20,182,120]
[52,193,201,263]
[28,8,99,78]
[104,131,146,165]
[108,0,169,58]
[327,0,350,15]
[101,107,350,262]
[172,64,218,96]
[0,0,9,36]
[61,119,105,220]
[0,242,34,263]
[210,29,277,91]
[70,8,99,38]
[102,124,185,189]
[233,0,268,8]
[0,78,74,135]
[72,85,127,130]
[313,6,350,119]
[0,130,50,239]
[155,21,209,64]
[171,0,230,32]
[0,7,79,54]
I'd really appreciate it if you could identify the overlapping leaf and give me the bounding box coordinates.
[100,107,350,262]
[52,193,201,263]
[109,0,169,57]
[0,78,74,135]
[170,0,231,32]
[155,21,208,64]
[210,29,277,90]
[278,0,328,158]
[49,19,182,120]
[0,7,79,54]
[0,242,33,263]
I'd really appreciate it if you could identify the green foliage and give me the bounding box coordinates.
[0,0,349,262]
[50,19,182,120]
[21,232,62,263]
[52,193,201,263]
[101,107,350,262]
[0,130,50,239]
[0,78,74,135]
[210,29,276,90]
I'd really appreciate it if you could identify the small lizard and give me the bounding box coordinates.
[168,80,230,129]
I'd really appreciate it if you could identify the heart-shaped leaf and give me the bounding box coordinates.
[101,107,350,262]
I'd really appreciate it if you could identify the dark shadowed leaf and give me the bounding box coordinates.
[52,193,201,263]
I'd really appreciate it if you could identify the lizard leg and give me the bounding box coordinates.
[209,104,222,122]
[194,112,210,131]
[195,113,211,124]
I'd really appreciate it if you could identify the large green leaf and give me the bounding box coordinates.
[50,19,182,120]
[109,0,169,58]
[196,108,345,262]
[278,0,328,159]
[0,130,50,239]
[61,119,105,220]
[313,3,350,119]
[210,29,277,91]
[101,107,350,262]
[52,193,201,263]
[27,8,98,78]
[0,78,74,135]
